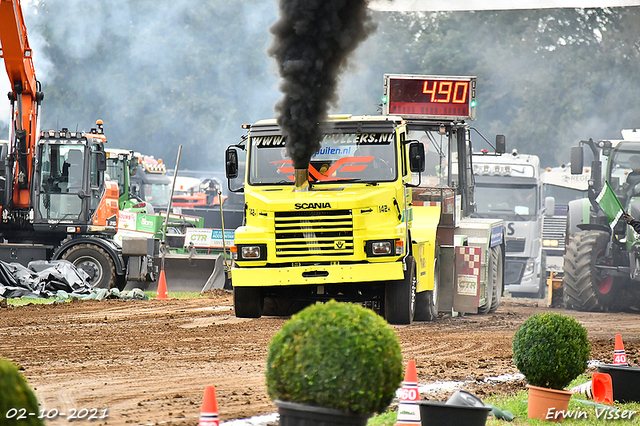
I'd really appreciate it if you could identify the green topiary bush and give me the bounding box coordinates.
[512,312,590,390]
[265,300,403,415]
[0,358,44,426]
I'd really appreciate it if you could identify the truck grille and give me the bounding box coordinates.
[506,240,525,253]
[274,209,354,257]
[542,215,567,250]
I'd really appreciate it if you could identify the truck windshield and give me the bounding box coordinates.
[248,133,397,185]
[38,143,85,220]
[144,183,171,208]
[544,185,587,205]
[474,184,538,220]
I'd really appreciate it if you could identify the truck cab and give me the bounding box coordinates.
[226,74,505,324]
[471,151,545,298]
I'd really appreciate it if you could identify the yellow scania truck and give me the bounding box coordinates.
[224,74,505,324]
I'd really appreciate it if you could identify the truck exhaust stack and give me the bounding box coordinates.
[294,168,309,191]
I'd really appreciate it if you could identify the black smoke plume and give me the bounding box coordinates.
[268,0,376,170]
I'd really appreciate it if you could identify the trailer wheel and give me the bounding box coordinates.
[415,257,439,321]
[489,245,503,313]
[385,256,416,325]
[477,249,495,314]
[234,286,264,318]
[563,230,617,311]
[61,244,116,289]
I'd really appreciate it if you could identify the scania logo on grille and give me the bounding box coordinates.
[294,202,331,210]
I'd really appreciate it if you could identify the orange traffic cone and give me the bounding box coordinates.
[613,334,628,365]
[156,269,169,300]
[592,372,613,405]
[199,386,219,426]
[570,372,613,405]
[395,360,421,426]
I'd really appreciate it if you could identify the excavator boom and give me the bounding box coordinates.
[0,0,43,209]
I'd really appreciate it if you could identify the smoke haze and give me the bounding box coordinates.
[268,0,376,169]
[2,2,640,170]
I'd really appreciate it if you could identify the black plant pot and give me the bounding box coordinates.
[597,364,640,403]
[418,400,492,426]
[275,400,371,426]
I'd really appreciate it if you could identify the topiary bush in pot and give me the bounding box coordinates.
[513,312,591,421]
[512,312,590,390]
[0,358,44,426]
[265,300,403,422]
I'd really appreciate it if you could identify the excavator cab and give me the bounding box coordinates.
[33,128,116,235]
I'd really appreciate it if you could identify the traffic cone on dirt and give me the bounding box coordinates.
[394,360,421,426]
[155,269,169,300]
[199,386,219,426]
[613,334,628,365]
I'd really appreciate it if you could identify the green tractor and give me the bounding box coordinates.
[564,130,640,311]
[105,148,204,239]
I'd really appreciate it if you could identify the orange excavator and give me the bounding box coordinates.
[0,0,154,289]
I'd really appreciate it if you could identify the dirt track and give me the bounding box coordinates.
[0,292,638,426]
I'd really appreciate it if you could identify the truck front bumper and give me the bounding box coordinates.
[231,261,404,287]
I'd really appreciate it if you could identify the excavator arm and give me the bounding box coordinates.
[0,0,44,209]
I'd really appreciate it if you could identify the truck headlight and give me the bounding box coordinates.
[237,244,267,260]
[365,240,396,257]
[542,239,559,247]
[524,259,535,276]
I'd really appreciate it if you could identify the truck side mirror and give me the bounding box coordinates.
[544,196,555,217]
[226,147,239,179]
[495,135,506,154]
[571,146,584,175]
[408,142,425,173]
[95,151,107,172]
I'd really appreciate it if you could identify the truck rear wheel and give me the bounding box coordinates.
[489,245,503,313]
[415,257,438,321]
[234,286,264,318]
[563,230,617,311]
[61,244,116,289]
[385,256,416,325]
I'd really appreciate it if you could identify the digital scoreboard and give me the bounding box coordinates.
[382,74,476,120]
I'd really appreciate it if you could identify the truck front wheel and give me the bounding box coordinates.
[61,244,116,289]
[563,230,617,311]
[234,286,264,318]
[385,256,416,325]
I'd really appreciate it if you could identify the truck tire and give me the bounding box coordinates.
[478,249,495,314]
[385,256,416,325]
[536,253,547,299]
[234,286,264,318]
[489,245,503,313]
[61,243,116,289]
[415,257,438,321]
[563,230,616,311]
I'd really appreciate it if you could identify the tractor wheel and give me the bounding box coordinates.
[62,244,116,289]
[385,256,416,325]
[415,256,439,321]
[489,245,503,313]
[563,230,617,311]
[478,249,495,314]
[233,286,264,318]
